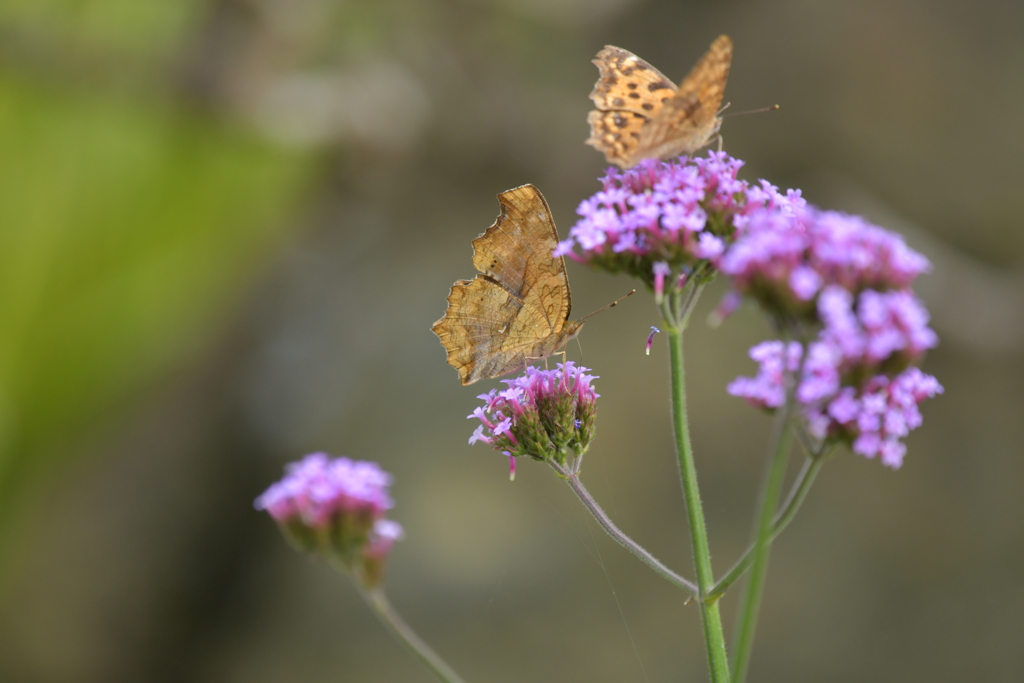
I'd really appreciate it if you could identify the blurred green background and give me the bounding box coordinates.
[0,0,1022,681]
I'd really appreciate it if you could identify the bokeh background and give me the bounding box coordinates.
[1,0,1022,681]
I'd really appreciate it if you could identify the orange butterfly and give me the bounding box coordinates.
[586,35,732,168]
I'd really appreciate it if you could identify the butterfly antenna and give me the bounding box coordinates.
[721,104,780,118]
[579,289,636,322]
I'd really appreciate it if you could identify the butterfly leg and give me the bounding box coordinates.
[526,349,567,371]
[522,354,551,370]
[716,132,724,152]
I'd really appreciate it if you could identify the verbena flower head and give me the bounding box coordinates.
[728,282,937,405]
[720,204,931,320]
[729,341,943,469]
[255,453,402,586]
[817,286,938,380]
[554,152,803,289]
[469,362,599,470]
[807,368,944,468]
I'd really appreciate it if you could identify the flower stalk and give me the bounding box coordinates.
[729,400,793,683]
[665,286,731,683]
[358,586,468,683]
[553,458,698,596]
[708,452,826,600]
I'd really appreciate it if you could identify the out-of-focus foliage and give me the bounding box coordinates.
[0,0,197,58]
[0,70,308,563]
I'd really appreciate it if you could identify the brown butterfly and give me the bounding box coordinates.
[586,35,733,169]
[432,185,585,385]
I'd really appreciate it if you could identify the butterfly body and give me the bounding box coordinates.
[433,185,583,385]
[587,35,733,168]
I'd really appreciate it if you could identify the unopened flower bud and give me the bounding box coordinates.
[646,326,660,355]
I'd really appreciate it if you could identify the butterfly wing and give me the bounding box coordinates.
[586,109,650,170]
[433,276,533,384]
[676,34,732,115]
[586,46,678,167]
[432,185,575,385]
[636,35,733,161]
[588,46,677,116]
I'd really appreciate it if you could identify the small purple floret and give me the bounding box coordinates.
[363,519,404,560]
[646,326,661,355]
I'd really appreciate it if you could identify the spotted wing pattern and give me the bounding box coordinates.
[587,35,733,168]
[586,46,677,168]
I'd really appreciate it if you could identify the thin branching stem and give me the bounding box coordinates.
[553,460,699,596]
[728,402,793,683]
[708,454,824,600]
[357,586,468,683]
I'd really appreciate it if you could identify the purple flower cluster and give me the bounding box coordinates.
[724,204,941,467]
[817,286,937,375]
[554,153,802,287]
[807,369,943,468]
[256,453,394,527]
[469,362,599,472]
[562,151,942,465]
[727,286,937,402]
[726,340,801,410]
[720,206,930,317]
[729,341,942,468]
[256,453,403,584]
[559,150,941,465]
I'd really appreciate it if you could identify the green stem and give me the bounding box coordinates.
[558,464,698,596]
[729,404,793,683]
[359,586,468,683]
[709,454,822,600]
[666,311,731,683]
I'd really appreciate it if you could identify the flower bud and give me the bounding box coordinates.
[469,363,599,469]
